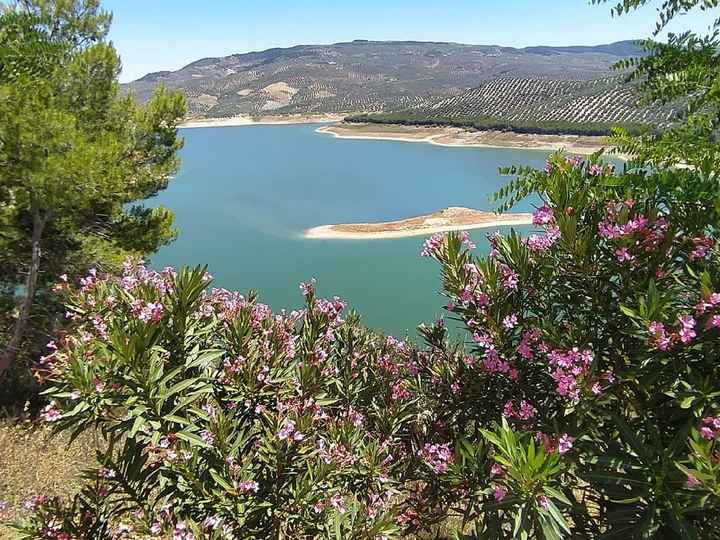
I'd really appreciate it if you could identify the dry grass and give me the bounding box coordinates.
[0,419,100,538]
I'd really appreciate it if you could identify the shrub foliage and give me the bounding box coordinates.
[10,151,720,539]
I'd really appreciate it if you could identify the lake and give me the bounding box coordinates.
[147,123,549,339]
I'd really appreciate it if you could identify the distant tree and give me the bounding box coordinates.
[593,0,720,172]
[0,0,186,383]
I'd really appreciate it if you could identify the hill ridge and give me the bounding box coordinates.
[124,39,648,125]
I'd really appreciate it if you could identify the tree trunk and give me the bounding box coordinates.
[0,206,46,377]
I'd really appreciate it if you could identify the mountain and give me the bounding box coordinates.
[123,40,646,119]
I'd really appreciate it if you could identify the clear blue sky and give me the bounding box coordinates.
[103,0,718,83]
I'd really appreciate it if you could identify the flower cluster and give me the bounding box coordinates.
[546,347,595,402]
[699,416,720,440]
[419,443,454,474]
[503,399,537,421]
[597,201,670,264]
[420,233,445,258]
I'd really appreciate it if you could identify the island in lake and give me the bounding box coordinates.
[304,207,533,240]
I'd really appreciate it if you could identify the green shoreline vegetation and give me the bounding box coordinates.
[345,112,651,137]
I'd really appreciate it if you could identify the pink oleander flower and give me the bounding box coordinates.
[420,233,444,257]
[79,269,97,291]
[92,315,108,340]
[558,434,575,454]
[537,495,550,510]
[699,416,720,440]
[459,231,476,250]
[396,507,420,527]
[202,516,222,531]
[532,205,555,227]
[391,380,411,400]
[503,399,537,421]
[472,332,494,348]
[138,302,164,323]
[706,314,720,330]
[173,521,193,540]
[588,163,604,176]
[346,407,364,428]
[499,264,519,291]
[526,225,561,253]
[566,155,584,168]
[278,418,303,442]
[547,347,593,402]
[494,485,507,502]
[598,218,622,239]
[690,236,714,260]
[463,262,480,275]
[200,430,215,446]
[299,278,316,297]
[237,480,259,494]
[686,473,701,488]
[518,399,537,419]
[330,493,347,514]
[98,467,116,479]
[488,231,502,257]
[23,495,48,511]
[623,215,649,236]
[502,313,518,329]
[615,247,634,263]
[41,402,61,422]
[420,442,454,474]
[93,377,106,393]
[648,321,672,350]
[490,463,505,476]
[678,315,697,344]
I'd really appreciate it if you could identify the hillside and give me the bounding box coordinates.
[123,39,646,120]
[347,75,676,135]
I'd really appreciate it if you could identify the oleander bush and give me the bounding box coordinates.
[10,151,720,539]
[14,262,433,539]
[419,152,720,538]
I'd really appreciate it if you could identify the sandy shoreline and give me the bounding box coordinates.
[304,207,532,240]
[180,113,344,129]
[181,116,618,157]
[317,123,617,155]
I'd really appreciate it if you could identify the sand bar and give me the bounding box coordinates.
[180,113,344,129]
[317,123,617,155]
[304,206,533,240]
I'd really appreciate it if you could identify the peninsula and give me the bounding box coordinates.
[304,207,533,240]
[317,123,615,155]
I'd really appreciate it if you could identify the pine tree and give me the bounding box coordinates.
[0,0,187,378]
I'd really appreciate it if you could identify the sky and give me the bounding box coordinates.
[104,0,718,83]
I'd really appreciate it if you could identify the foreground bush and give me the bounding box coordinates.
[419,152,720,537]
[17,262,429,538]
[11,154,720,538]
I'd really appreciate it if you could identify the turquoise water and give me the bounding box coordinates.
[147,124,549,338]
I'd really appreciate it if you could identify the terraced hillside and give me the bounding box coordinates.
[124,40,644,119]
[349,76,676,135]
